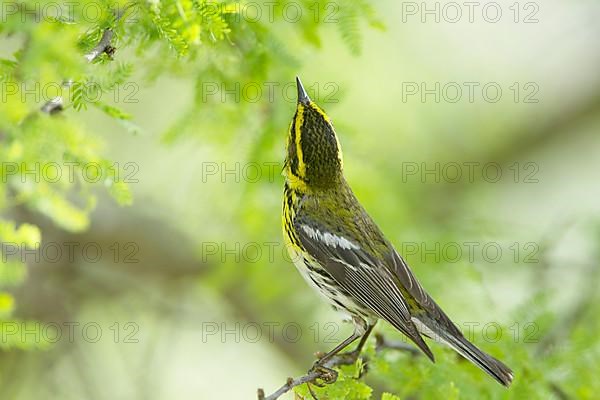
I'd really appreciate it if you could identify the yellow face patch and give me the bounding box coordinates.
[295,103,306,178]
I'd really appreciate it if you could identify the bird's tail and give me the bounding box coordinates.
[413,316,513,387]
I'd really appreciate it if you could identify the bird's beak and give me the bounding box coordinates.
[296,76,311,105]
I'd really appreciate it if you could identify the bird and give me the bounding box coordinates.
[281,76,513,387]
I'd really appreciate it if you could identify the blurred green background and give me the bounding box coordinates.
[1,0,600,398]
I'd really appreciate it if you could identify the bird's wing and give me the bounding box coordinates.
[295,221,435,361]
[384,249,465,338]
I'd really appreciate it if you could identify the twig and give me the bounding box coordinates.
[375,332,421,356]
[257,355,347,400]
[40,6,128,114]
[258,374,323,400]
[257,333,419,400]
[83,28,116,63]
[548,381,571,400]
[40,94,67,114]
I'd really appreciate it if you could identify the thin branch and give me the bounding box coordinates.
[548,381,571,400]
[40,7,128,114]
[40,95,66,114]
[375,332,421,356]
[257,355,348,400]
[83,28,116,63]
[257,333,419,400]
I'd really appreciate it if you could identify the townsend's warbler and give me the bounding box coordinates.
[282,77,513,386]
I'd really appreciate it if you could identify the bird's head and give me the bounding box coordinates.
[284,77,344,191]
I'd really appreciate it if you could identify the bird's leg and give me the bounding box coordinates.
[323,323,376,377]
[309,329,361,386]
[342,323,376,361]
[312,330,361,368]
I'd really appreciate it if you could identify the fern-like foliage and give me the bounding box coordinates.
[0,0,382,350]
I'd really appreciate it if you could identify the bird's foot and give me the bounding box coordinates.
[308,365,338,387]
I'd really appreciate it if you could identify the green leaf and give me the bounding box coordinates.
[106,179,133,206]
[0,221,41,248]
[0,292,15,318]
[94,101,132,120]
[32,192,90,232]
